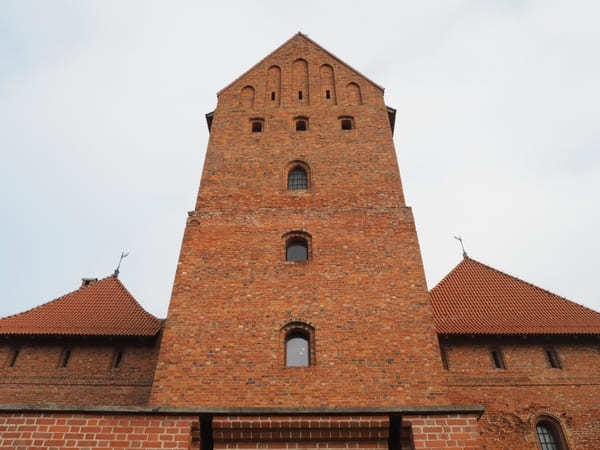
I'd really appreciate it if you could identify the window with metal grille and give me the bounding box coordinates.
[287,167,308,190]
[340,117,353,130]
[536,423,561,450]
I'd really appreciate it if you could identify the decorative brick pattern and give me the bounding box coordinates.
[0,413,199,449]
[212,415,388,450]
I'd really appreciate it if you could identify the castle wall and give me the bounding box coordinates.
[441,335,600,449]
[0,336,160,406]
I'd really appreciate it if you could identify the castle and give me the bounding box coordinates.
[1,33,599,449]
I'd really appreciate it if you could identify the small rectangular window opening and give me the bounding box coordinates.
[271,91,276,101]
[326,90,331,99]
[440,346,449,370]
[298,91,303,100]
[341,119,353,130]
[113,350,123,369]
[8,349,19,368]
[491,349,505,369]
[60,349,71,368]
[296,120,307,131]
[546,348,561,369]
[251,121,263,133]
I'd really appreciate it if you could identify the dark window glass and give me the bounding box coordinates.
[298,91,303,100]
[8,349,19,368]
[326,90,331,99]
[114,350,123,369]
[296,120,307,131]
[286,239,308,261]
[60,349,71,368]
[251,121,263,132]
[546,348,561,369]
[287,167,308,190]
[271,91,276,101]
[286,333,309,366]
[491,349,505,369]
[341,118,352,130]
[536,424,560,450]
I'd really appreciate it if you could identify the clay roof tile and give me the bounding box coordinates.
[0,276,162,336]
[430,257,600,335]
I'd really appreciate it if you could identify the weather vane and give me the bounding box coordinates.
[114,250,130,277]
[453,235,468,259]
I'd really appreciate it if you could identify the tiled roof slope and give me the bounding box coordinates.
[0,276,161,336]
[430,257,600,335]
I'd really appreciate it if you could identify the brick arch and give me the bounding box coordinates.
[280,321,316,367]
[532,413,570,450]
[239,85,255,108]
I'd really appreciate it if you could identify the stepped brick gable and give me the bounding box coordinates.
[149,32,447,408]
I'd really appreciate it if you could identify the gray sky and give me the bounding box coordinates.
[1,1,599,318]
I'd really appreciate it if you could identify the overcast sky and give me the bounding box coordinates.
[1,1,599,319]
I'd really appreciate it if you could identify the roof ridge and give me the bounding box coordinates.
[216,32,384,96]
[463,257,599,315]
[0,274,117,322]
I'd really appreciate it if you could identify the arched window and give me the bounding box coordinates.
[287,166,308,190]
[286,331,310,367]
[295,117,308,131]
[283,231,311,262]
[535,417,568,450]
[282,322,315,367]
[286,237,308,261]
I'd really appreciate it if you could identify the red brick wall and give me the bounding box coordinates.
[403,414,482,450]
[151,34,447,408]
[0,413,198,449]
[441,335,600,449]
[0,337,160,406]
[212,415,388,450]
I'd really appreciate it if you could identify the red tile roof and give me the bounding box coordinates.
[0,276,162,336]
[430,257,600,335]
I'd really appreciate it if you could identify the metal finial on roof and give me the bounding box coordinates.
[453,235,468,259]
[114,250,130,277]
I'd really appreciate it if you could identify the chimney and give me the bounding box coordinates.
[81,278,98,287]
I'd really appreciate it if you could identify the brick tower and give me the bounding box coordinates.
[151,32,447,408]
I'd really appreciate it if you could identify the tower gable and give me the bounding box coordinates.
[216,33,384,111]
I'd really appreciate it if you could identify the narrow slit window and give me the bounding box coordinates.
[8,349,19,368]
[271,91,276,101]
[251,121,263,133]
[60,349,71,368]
[113,350,123,369]
[296,119,307,131]
[545,348,561,369]
[341,118,353,130]
[298,91,303,100]
[326,90,331,99]
[491,348,505,369]
[440,346,449,370]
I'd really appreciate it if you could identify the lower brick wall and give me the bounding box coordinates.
[212,415,389,450]
[0,413,199,449]
[403,414,482,450]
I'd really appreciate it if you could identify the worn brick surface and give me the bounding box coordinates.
[0,413,198,449]
[441,335,600,449]
[0,337,160,405]
[149,33,447,408]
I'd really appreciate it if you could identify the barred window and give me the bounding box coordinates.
[288,167,308,190]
